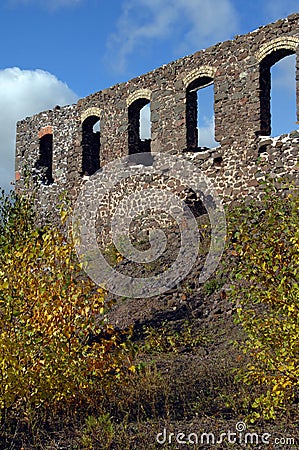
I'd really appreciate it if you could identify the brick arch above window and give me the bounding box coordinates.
[80,107,102,124]
[255,36,299,62]
[126,89,151,107]
[38,125,53,139]
[183,66,217,88]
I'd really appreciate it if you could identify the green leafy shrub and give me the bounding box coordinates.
[142,320,208,354]
[81,414,114,449]
[202,276,224,296]
[0,190,130,421]
[230,192,299,420]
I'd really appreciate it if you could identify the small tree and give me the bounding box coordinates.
[0,190,129,418]
[230,191,299,420]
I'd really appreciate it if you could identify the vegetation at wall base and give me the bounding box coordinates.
[0,189,134,449]
[0,187,298,449]
[229,190,298,422]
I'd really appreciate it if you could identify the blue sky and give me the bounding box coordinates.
[0,0,298,190]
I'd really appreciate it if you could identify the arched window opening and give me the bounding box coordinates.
[259,50,296,136]
[36,133,53,185]
[271,54,296,136]
[186,77,218,150]
[128,98,151,154]
[82,115,101,176]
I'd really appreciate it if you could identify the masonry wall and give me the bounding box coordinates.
[15,13,299,214]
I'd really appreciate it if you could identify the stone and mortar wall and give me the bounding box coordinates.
[84,129,298,249]
[15,13,299,219]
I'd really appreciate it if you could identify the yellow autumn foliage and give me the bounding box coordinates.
[230,191,299,420]
[0,191,127,414]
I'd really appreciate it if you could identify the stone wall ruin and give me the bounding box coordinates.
[15,14,299,219]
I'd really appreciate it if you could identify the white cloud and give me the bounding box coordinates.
[0,67,78,191]
[106,0,238,72]
[140,103,151,140]
[198,116,219,149]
